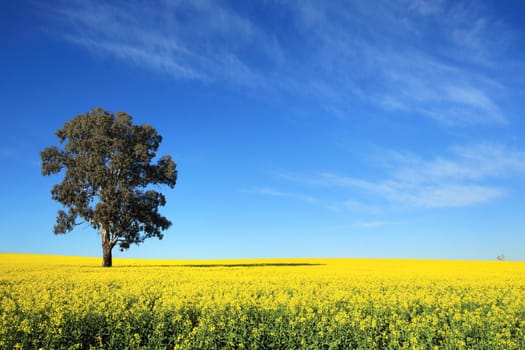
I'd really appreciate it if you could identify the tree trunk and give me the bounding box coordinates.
[101,227,113,267]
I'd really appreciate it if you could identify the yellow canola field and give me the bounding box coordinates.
[1,253,524,349]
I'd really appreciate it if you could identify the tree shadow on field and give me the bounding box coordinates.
[180,263,325,268]
[111,263,325,268]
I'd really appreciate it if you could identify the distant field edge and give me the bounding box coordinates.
[1,252,522,267]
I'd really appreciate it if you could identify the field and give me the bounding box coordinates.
[1,253,524,349]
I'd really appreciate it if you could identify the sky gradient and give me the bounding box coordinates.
[1,0,525,260]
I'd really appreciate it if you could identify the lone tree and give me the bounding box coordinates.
[41,108,177,267]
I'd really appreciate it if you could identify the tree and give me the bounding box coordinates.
[41,108,177,267]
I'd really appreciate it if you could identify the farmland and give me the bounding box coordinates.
[1,253,524,349]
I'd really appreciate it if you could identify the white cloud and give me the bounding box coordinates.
[284,1,515,124]
[324,199,382,214]
[402,184,504,208]
[64,35,205,81]
[407,0,444,16]
[318,173,505,209]
[392,143,525,182]
[353,221,398,228]
[444,86,504,123]
[44,0,520,125]
[279,143,524,209]
[52,0,273,86]
[244,187,315,203]
[373,50,507,125]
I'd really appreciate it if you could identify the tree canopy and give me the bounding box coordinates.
[41,108,177,267]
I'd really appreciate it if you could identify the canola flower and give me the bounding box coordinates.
[1,253,524,349]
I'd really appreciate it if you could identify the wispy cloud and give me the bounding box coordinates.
[278,143,525,209]
[384,143,525,182]
[326,199,382,214]
[243,187,316,204]
[51,0,274,86]
[376,52,507,125]
[44,0,521,125]
[283,0,516,124]
[330,177,505,209]
[353,221,398,229]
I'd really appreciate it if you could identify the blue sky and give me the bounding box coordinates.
[1,0,525,260]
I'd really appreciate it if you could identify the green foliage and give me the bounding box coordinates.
[40,108,177,265]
